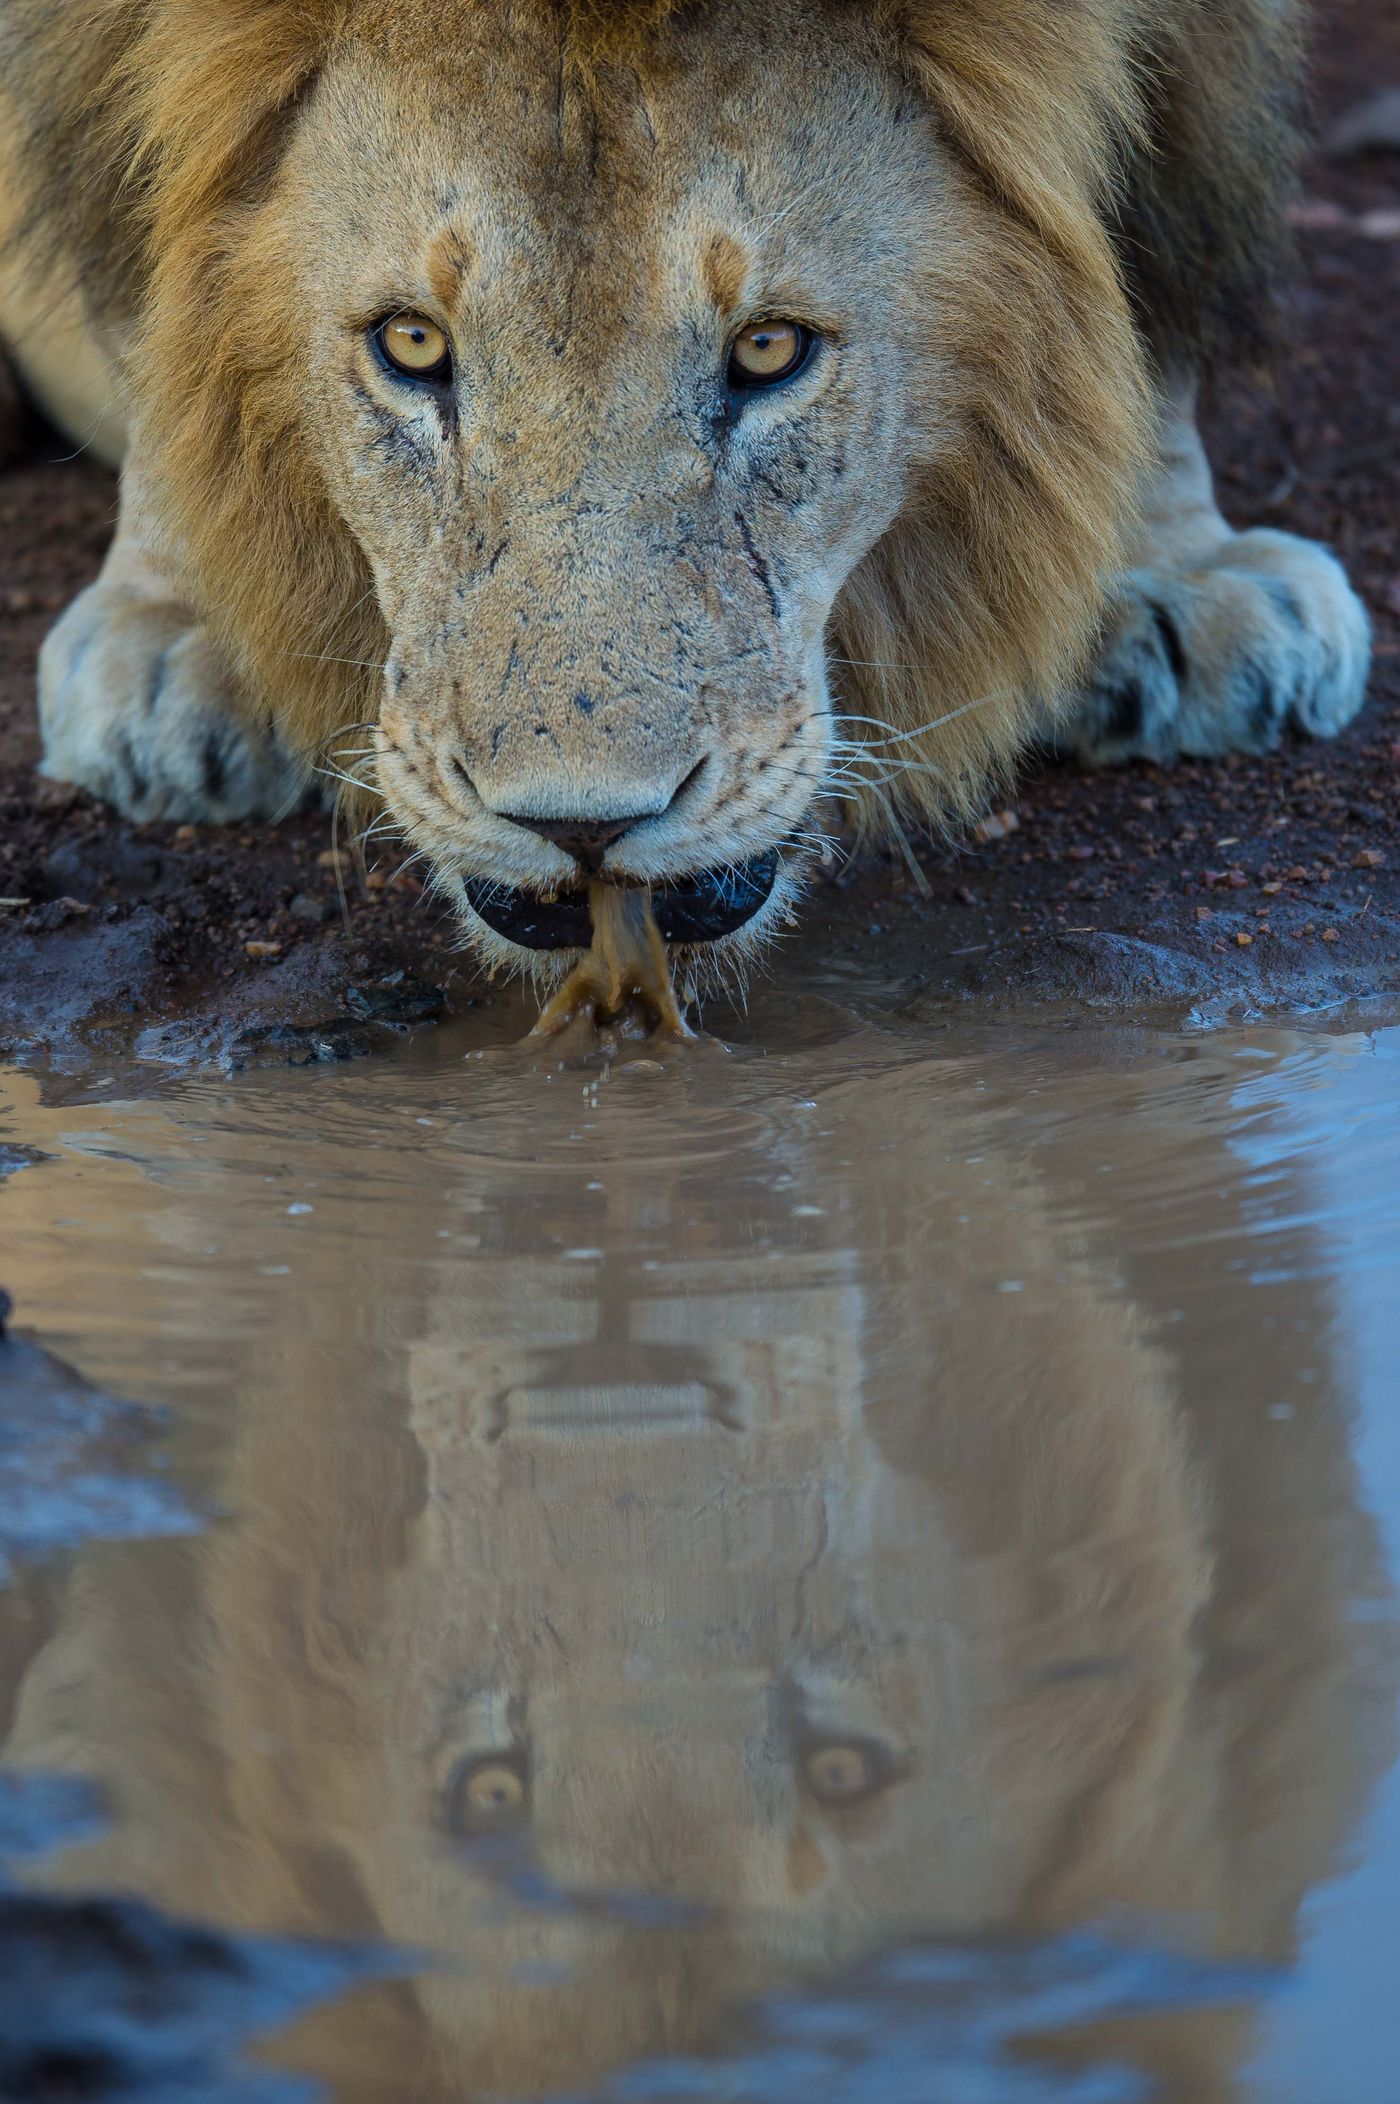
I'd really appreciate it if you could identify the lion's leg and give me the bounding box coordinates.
[1052,378,1372,766]
[1,155,297,821]
[38,464,311,823]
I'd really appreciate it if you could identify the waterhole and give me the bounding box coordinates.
[1,990,1398,2101]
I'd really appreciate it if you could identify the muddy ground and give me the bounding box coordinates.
[1,7,1398,1070]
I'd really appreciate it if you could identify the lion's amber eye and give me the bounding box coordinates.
[375,313,453,382]
[446,1753,529,1837]
[801,1740,893,1807]
[803,1743,871,1803]
[728,319,813,389]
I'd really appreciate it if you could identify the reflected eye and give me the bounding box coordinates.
[446,1752,530,1836]
[727,319,814,390]
[374,312,453,383]
[801,1738,899,1808]
[803,1743,872,1804]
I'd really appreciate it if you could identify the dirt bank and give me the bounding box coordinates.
[1,5,1397,1070]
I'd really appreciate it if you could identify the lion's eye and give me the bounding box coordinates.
[727,319,813,390]
[445,1752,530,1837]
[800,1737,900,1809]
[374,313,453,383]
[803,1742,872,1803]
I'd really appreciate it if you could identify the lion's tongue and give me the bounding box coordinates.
[532,883,692,1040]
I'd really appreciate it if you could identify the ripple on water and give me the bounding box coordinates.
[0,1003,1397,2103]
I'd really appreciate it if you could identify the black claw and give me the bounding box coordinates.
[1245,658,1286,746]
[144,644,174,717]
[1146,601,1189,687]
[200,732,228,802]
[1102,678,1145,746]
[116,736,149,809]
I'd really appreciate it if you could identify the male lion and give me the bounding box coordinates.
[0,0,1373,979]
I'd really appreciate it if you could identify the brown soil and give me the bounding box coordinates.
[2,2,1398,1070]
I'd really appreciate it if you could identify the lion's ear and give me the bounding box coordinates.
[3,0,335,321]
[126,2,333,268]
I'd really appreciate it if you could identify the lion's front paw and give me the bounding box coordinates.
[38,582,311,823]
[1055,528,1372,767]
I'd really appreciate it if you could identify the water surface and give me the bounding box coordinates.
[1,990,1398,2101]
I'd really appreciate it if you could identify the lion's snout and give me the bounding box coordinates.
[373,497,829,960]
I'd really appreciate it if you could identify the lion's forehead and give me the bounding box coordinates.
[305,4,933,327]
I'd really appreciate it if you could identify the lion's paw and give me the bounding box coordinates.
[1054,528,1372,766]
[38,582,311,823]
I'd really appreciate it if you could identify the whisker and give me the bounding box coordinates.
[315,762,376,794]
[827,657,926,674]
[319,720,382,742]
[354,821,402,852]
[330,802,352,934]
[287,653,389,673]
[833,693,1009,748]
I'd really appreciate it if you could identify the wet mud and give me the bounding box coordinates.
[0,9,1397,1067]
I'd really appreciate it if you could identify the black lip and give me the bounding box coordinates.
[464,851,781,951]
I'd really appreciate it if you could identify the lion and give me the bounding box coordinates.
[0,0,1373,987]
[2,1035,1392,2099]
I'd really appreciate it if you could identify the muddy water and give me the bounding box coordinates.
[1,991,1399,2102]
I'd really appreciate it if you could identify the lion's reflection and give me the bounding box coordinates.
[4,1044,1392,2099]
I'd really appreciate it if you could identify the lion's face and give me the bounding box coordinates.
[277,3,955,963]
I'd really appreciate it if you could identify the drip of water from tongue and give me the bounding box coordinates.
[532,883,694,1041]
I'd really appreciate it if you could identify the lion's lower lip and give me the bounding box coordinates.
[463,851,781,950]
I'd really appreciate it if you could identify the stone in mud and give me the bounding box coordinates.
[941,930,1222,1008]
[1325,87,1400,156]
[343,973,448,1029]
[40,834,173,904]
[229,1019,376,1070]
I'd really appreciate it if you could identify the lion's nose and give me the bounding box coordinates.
[504,811,654,872]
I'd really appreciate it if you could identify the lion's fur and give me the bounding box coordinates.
[0,0,1307,860]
